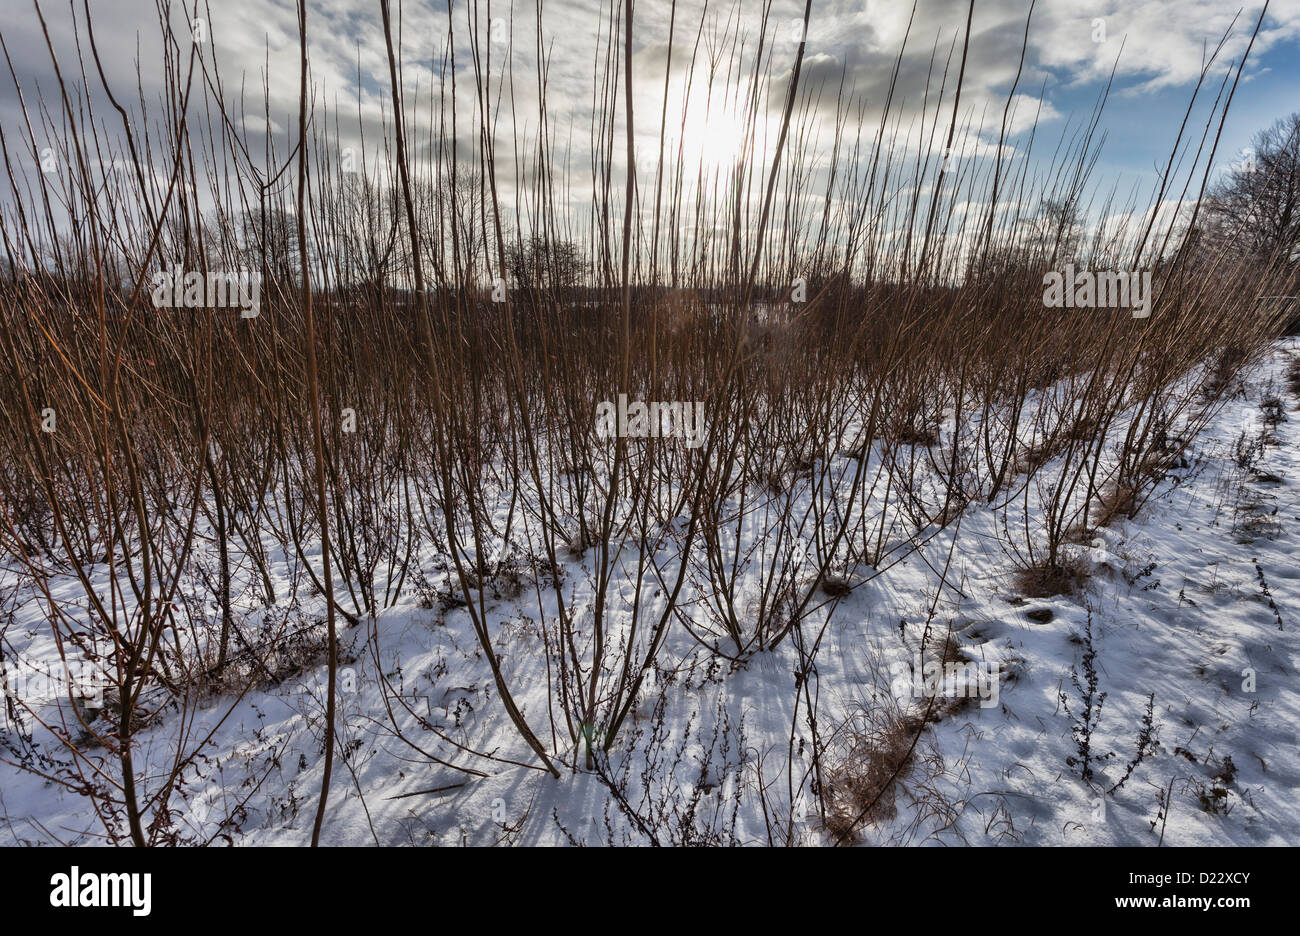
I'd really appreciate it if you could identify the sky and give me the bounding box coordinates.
[1,0,1298,255]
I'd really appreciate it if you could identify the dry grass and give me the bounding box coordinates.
[823,706,930,841]
[1014,556,1093,599]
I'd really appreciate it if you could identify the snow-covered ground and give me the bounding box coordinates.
[2,340,1297,846]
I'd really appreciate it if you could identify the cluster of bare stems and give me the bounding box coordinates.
[0,0,1290,845]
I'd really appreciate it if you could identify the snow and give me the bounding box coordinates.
[2,340,1297,846]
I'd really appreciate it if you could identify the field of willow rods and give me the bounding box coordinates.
[0,0,1297,847]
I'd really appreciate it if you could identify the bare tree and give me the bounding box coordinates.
[1205,112,1300,273]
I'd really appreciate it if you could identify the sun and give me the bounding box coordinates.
[671,98,754,175]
